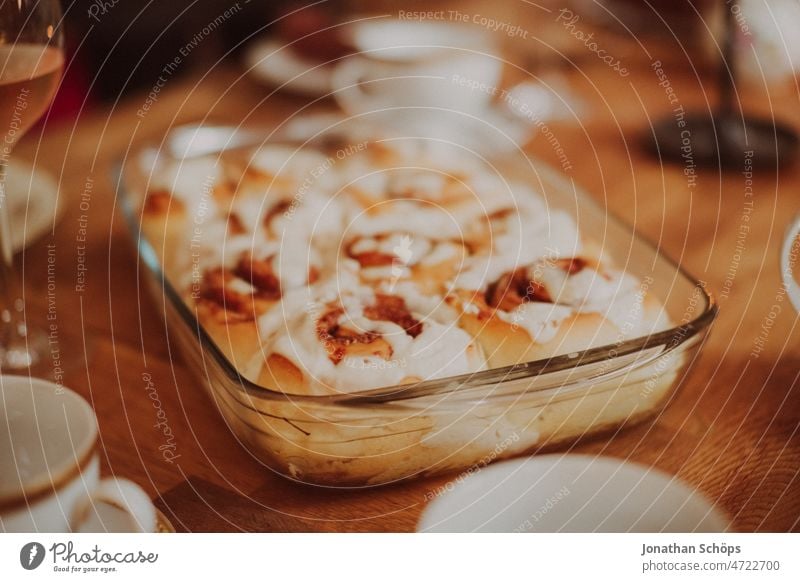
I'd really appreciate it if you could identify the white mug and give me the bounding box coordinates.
[781,213,800,311]
[332,20,501,132]
[0,375,157,533]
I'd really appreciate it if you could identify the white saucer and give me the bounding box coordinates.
[280,105,535,157]
[244,37,334,96]
[417,455,731,533]
[6,160,63,252]
[76,503,175,533]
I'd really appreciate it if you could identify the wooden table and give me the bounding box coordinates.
[15,26,800,532]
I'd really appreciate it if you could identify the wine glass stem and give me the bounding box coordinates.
[0,161,34,364]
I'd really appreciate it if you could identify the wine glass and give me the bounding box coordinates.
[0,0,63,373]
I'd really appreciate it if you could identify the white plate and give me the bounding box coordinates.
[6,160,63,252]
[417,455,731,533]
[244,37,334,97]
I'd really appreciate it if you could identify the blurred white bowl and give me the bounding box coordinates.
[244,38,333,96]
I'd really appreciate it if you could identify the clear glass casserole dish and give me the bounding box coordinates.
[117,123,716,487]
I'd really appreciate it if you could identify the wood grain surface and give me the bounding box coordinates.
[12,19,800,532]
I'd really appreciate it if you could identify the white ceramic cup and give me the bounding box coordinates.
[0,375,157,533]
[417,455,731,532]
[332,20,501,131]
[781,213,800,311]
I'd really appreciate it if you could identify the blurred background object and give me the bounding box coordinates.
[737,0,800,83]
[62,0,278,102]
[0,0,64,374]
[38,0,800,170]
[647,0,799,169]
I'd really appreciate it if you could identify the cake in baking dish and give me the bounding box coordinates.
[140,137,671,396]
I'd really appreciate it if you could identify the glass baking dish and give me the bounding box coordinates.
[116,123,716,487]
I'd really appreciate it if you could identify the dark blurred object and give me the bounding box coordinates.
[275,1,351,61]
[648,0,798,170]
[62,0,289,102]
[570,0,722,72]
[40,49,91,125]
[587,0,717,40]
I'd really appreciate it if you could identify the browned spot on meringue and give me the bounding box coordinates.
[308,266,320,284]
[486,268,551,311]
[316,307,383,365]
[345,238,395,268]
[264,199,292,230]
[487,207,516,221]
[226,213,246,235]
[213,181,237,200]
[143,190,183,215]
[315,294,423,365]
[234,255,282,300]
[556,257,587,275]
[364,294,423,338]
[198,268,265,321]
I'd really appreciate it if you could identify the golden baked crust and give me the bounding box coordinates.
[447,256,668,368]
